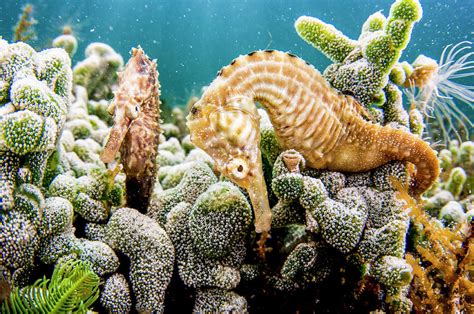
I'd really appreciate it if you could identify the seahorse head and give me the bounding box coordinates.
[100,47,157,164]
[187,90,272,232]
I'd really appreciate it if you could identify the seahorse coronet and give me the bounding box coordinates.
[187,49,440,233]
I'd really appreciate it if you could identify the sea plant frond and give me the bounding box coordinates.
[1,260,100,313]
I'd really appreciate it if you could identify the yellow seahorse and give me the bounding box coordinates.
[187,50,440,233]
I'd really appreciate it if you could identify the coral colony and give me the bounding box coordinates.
[0,0,472,312]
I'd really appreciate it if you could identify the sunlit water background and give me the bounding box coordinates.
[1,0,473,114]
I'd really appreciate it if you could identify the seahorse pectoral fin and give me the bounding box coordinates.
[247,165,272,233]
[100,117,131,164]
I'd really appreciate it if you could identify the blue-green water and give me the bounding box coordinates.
[1,0,473,104]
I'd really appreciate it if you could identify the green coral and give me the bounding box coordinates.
[0,40,72,211]
[158,161,198,189]
[165,183,250,290]
[74,192,108,222]
[438,201,466,227]
[100,273,132,313]
[259,109,282,166]
[446,167,466,198]
[294,16,356,63]
[0,40,36,104]
[10,77,67,124]
[65,119,94,140]
[295,0,422,108]
[40,196,73,237]
[87,99,112,125]
[189,182,252,259]
[280,242,333,288]
[423,140,472,225]
[1,110,57,155]
[48,167,122,223]
[12,183,44,228]
[73,43,123,100]
[52,34,78,58]
[148,161,218,224]
[382,82,409,126]
[36,212,119,277]
[371,256,413,287]
[35,48,73,101]
[156,137,186,166]
[265,148,412,309]
[106,207,174,313]
[424,190,454,216]
[0,211,39,272]
[193,288,248,313]
[311,192,368,254]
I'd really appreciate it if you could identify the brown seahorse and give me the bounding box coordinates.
[187,50,440,233]
[100,47,161,213]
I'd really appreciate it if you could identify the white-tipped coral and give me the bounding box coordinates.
[73,43,123,100]
[148,161,217,224]
[0,39,72,212]
[106,207,174,313]
[165,182,252,291]
[193,288,248,313]
[100,273,132,313]
[52,34,78,58]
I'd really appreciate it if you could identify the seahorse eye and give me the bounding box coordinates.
[227,157,249,180]
[191,105,199,115]
[126,103,140,119]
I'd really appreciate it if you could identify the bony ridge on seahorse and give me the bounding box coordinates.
[186,50,440,233]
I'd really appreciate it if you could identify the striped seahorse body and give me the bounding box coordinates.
[100,47,161,213]
[187,50,440,233]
